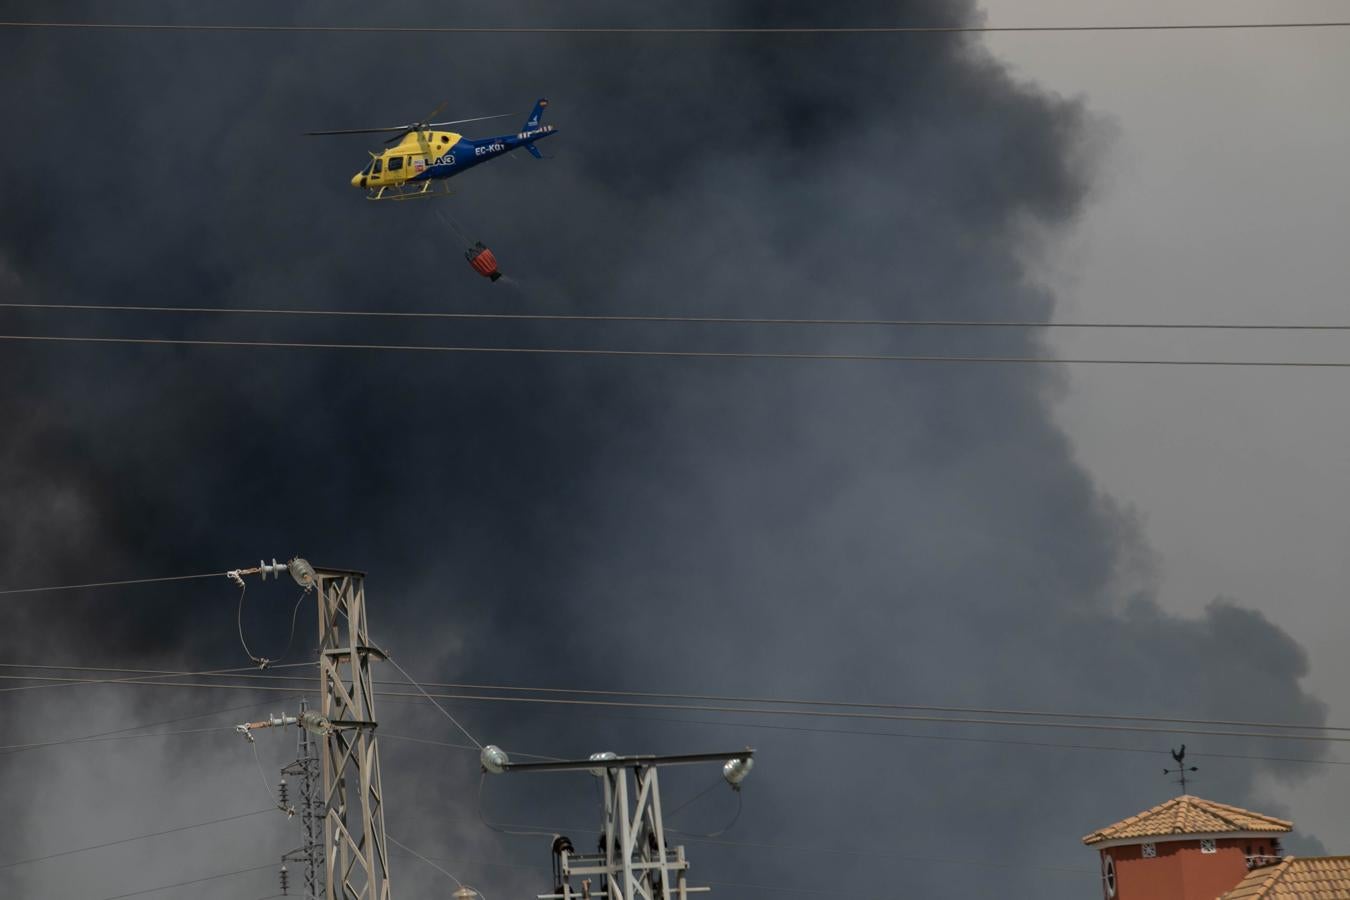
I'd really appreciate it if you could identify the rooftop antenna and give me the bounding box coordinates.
[1163,744,1198,794]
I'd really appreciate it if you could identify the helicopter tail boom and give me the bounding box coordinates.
[522,98,549,130]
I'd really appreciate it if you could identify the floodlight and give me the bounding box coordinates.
[481,744,511,774]
[722,755,753,788]
[588,751,618,777]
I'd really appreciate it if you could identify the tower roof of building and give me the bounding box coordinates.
[1081,795,1293,846]
[1221,856,1350,899]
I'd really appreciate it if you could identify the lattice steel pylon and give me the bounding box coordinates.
[484,750,753,900]
[282,696,324,899]
[315,568,392,900]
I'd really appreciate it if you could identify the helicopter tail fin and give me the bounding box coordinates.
[522,98,549,131]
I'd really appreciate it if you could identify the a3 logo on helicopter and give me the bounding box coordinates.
[413,152,458,173]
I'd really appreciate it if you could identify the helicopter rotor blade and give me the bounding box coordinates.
[423,113,517,128]
[424,100,448,125]
[305,125,418,136]
[306,112,515,139]
[381,112,517,144]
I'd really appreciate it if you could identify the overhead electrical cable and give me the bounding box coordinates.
[368,690,1350,743]
[6,332,1350,367]
[2,20,1350,34]
[6,663,1344,735]
[0,698,293,756]
[9,301,1350,331]
[663,777,726,818]
[0,725,228,753]
[384,655,484,750]
[1,669,1342,767]
[94,862,276,900]
[0,571,225,596]
[379,732,563,761]
[0,662,313,679]
[373,676,1350,734]
[388,711,1350,769]
[684,833,1101,873]
[388,835,486,900]
[464,823,1094,877]
[0,809,273,869]
[0,662,309,694]
[8,672,1350,743]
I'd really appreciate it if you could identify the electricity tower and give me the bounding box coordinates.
[482,748,754,900]
[316,567,392,900]
[231,560,392,900]
[282,696,324,899]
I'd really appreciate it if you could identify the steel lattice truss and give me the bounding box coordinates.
[317,571,392,900]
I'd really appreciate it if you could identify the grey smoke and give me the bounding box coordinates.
[0,0,1331,897]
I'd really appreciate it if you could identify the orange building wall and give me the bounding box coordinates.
[1104,837,1276,900]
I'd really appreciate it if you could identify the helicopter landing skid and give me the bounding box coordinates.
[366,181,454,202]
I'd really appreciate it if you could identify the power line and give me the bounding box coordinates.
[372,675,1350,735]
[7,332,1350,367]
[0,724,227,753]
[6,663,1343,736]
[0,698,289,756]
[388,835,486,900]
[0,808,273,869]
[390,708,1350,769]
[2,20,1350,35]
[465,825,1093,879]
[384,655,483,750]
[0,571,224,596]
[379,690,1350,743]
[4,677,1329,770]
[379,732,562,762]
[9,301,1350,332]
[95,862,275,900]
[0,662,309,695]
[8,672,1350,743]
[683,834,1093,874]
[0,668,1341,767]
[0,662,313,679]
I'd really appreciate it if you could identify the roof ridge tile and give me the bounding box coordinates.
[1082,795,1292,846]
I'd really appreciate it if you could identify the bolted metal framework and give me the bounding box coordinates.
[316,569,392,900]
[543,764,702,900]
[282,697,325,900]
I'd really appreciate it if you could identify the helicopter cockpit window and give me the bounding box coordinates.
[371,158,383,175]
[387,156,403,172]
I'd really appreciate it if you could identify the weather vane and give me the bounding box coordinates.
[1163,745,1198,794]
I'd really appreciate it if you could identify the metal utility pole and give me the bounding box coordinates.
[315,567,392,900]
[481,748,754,900]
[282,697,324,899]
[228,559,392,900]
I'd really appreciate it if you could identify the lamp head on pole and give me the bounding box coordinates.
[481,744,511,774]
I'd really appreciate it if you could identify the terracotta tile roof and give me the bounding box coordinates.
[1081,795,1292,846]
[1221,856,1350,899]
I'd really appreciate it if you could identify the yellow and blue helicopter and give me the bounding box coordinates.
[307,98,556,201]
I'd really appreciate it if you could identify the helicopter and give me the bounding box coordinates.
[307,98,557,201]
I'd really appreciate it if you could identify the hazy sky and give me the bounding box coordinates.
[1,2,1346,899]
[980,0,1350,847]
